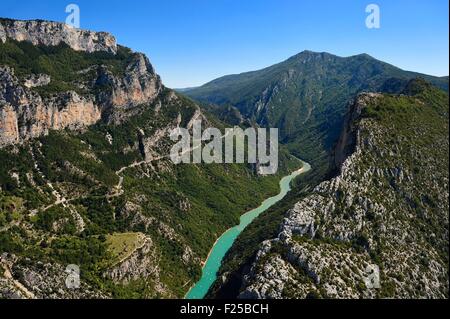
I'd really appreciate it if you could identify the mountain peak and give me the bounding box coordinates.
[352,52,373,58]
[294,50,333,58]
[292,51,377,62]
[298,49,319,55]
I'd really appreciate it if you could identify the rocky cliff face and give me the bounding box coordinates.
[0,18,117,54]
[0,17,295,300]
[0,19,162,147]
[331,93,377,170]
[96,53,163,123]
[230,82,449,299]
[0,66,101,147]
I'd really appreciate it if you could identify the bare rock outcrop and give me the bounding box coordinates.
[0,18,117,54]
[0,253,108,299]
[0,18,163,147]
[23,74,51,88]
[96,53,163,123]
[0,66,101,147]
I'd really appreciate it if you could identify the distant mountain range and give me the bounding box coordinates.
[183,51,448,176]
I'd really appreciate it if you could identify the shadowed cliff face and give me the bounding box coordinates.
[0,66,102,146]
[332,93,382,172]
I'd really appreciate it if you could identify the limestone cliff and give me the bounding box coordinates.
[0,18,117,54]
[0,18,163,147]
[96,53,163,123]
[0,66,101,147]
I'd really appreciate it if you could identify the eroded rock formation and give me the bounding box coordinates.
[0,19,163,147]
[0,18,117,54]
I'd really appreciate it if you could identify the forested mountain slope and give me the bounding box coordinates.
[209,79,449,299]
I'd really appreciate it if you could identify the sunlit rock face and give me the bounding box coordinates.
[0,19,163,147]
[0,19,117,54]
[96,53,163,120]
[0,66,102,147]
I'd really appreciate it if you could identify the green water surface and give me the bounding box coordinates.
[186,161,311,299]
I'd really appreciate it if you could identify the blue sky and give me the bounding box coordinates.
[1,0,448,88]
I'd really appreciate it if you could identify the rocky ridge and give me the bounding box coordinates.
[234,84,449,299]
[0,253,107,299]
[0,19,163,147]
[0,66,101,146]
[0,18,117,54]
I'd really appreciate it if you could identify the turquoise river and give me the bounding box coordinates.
[185,161,312,299]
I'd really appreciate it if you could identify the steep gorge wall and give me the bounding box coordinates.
[0,66,101,146]
[0,19,163,147]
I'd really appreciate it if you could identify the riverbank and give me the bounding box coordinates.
[185,161,311,299]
